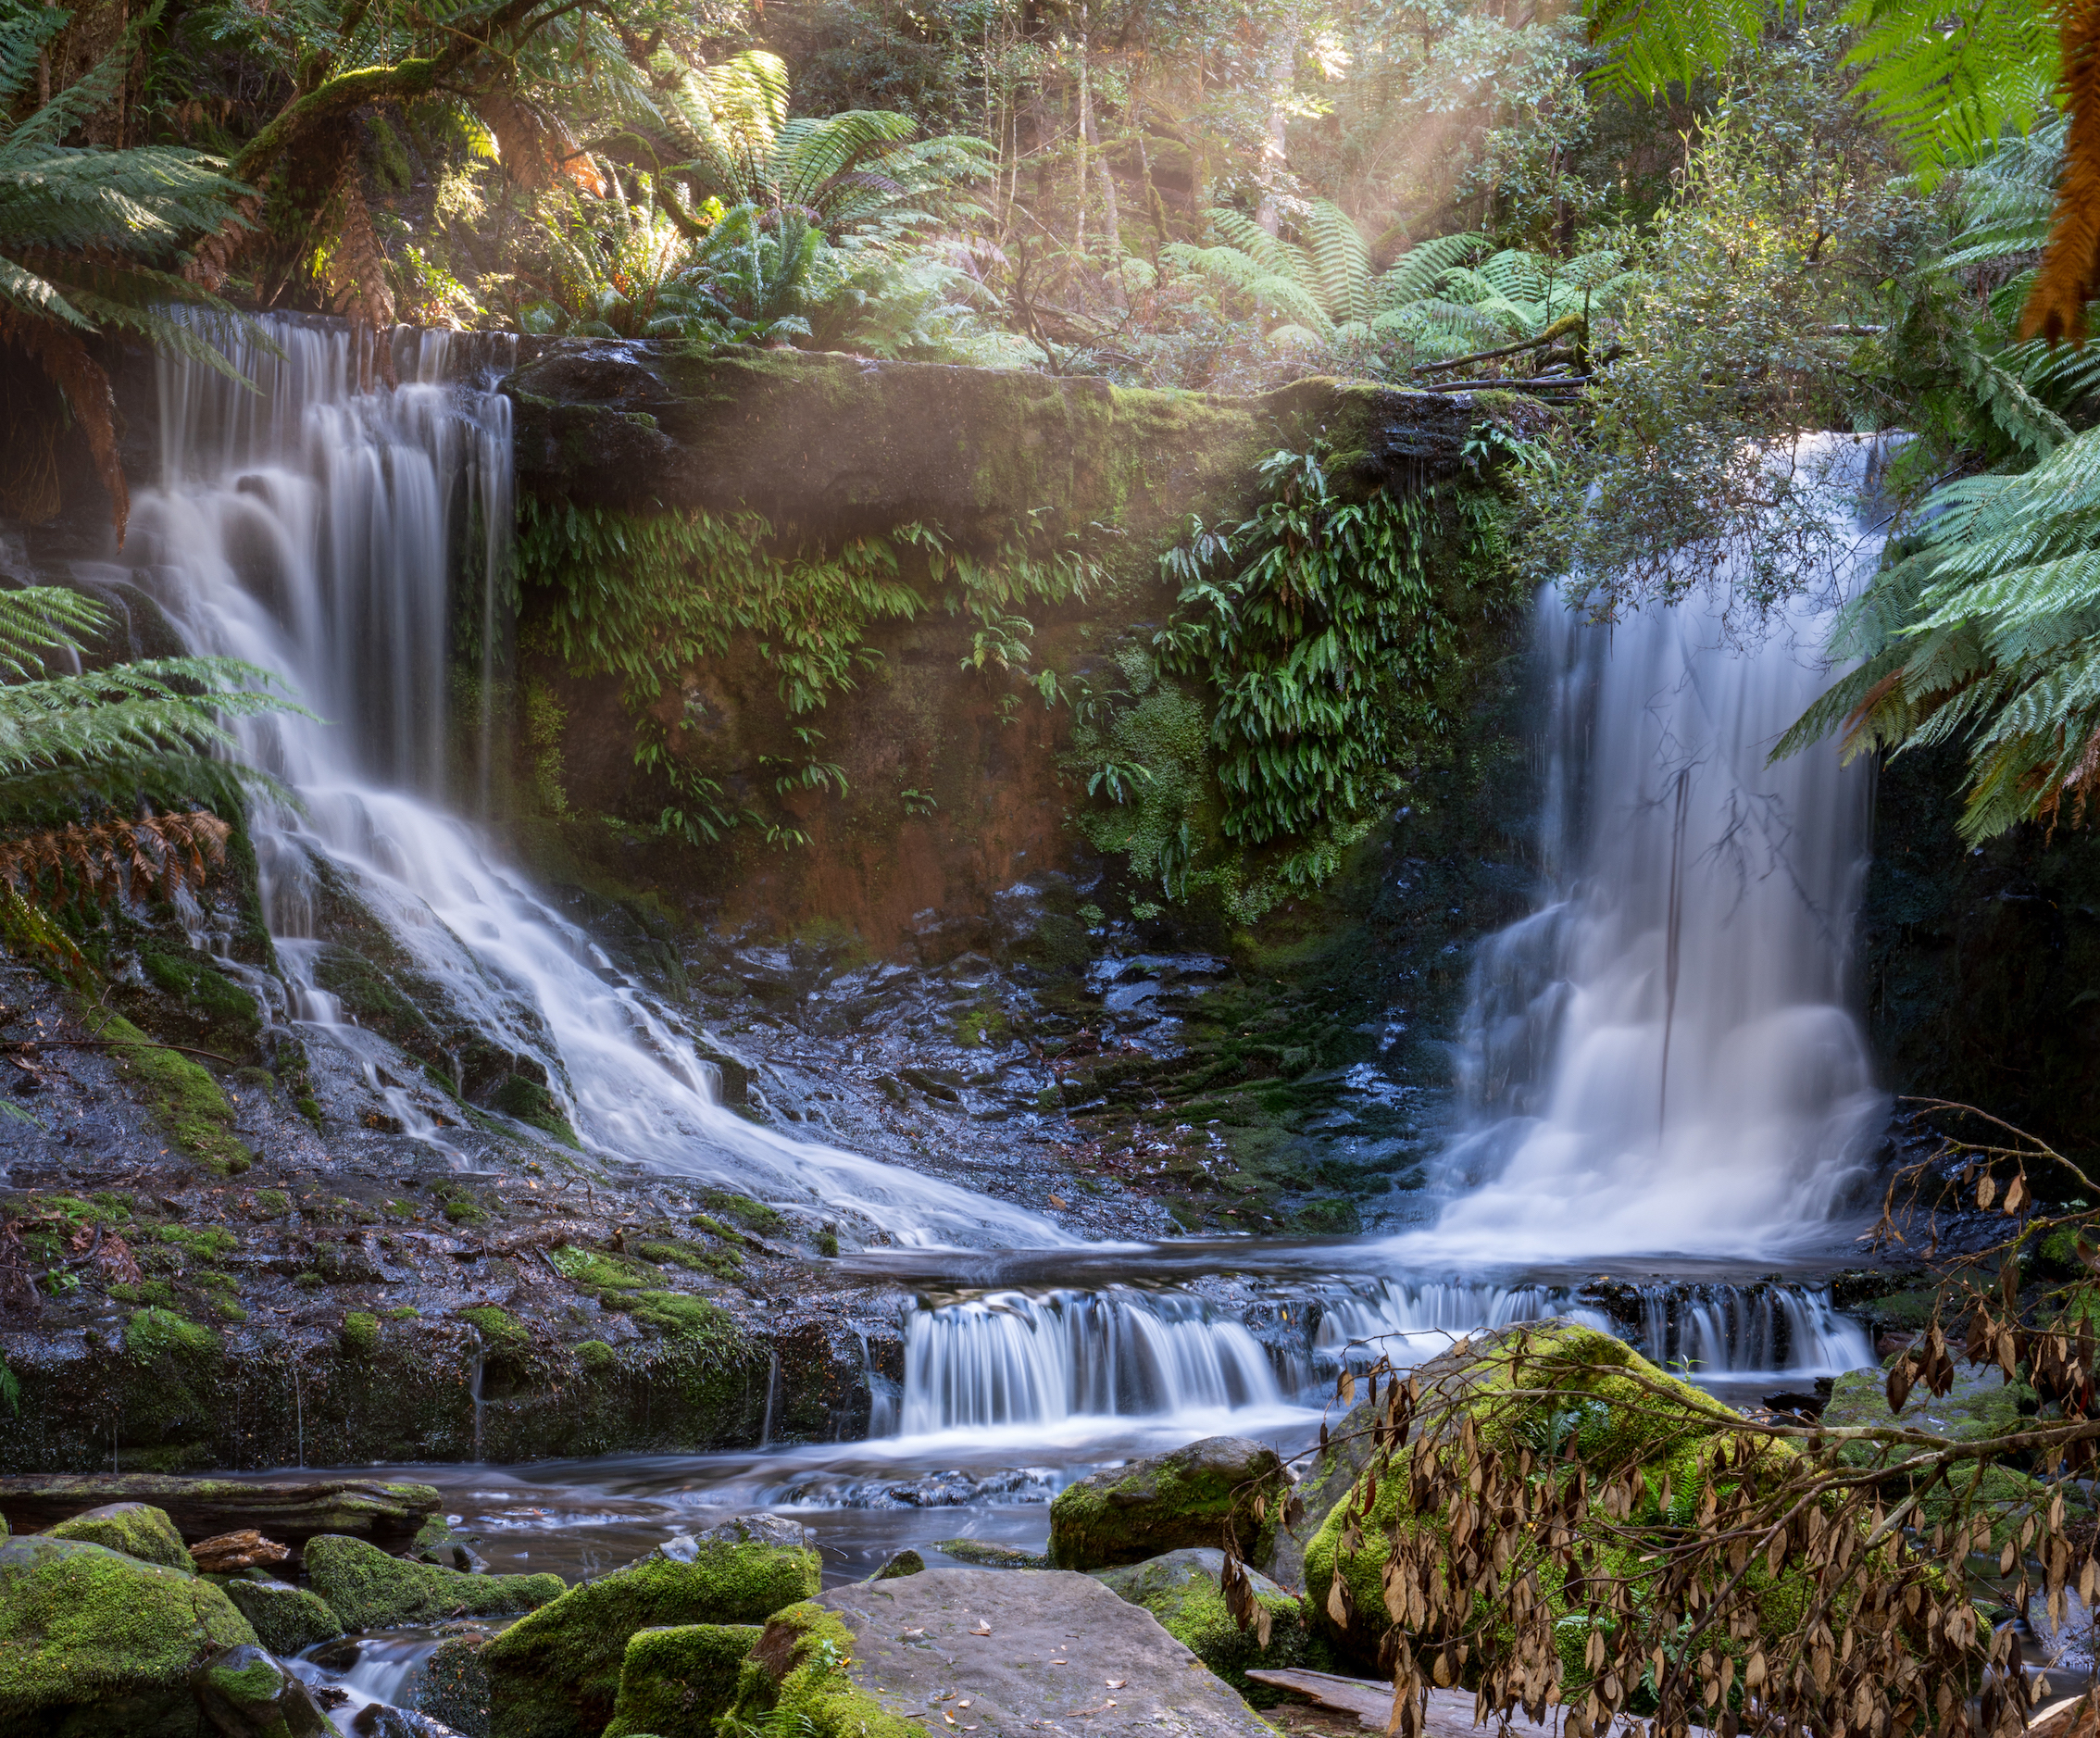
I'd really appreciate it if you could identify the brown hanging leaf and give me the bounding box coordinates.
[2023,0,2100,345]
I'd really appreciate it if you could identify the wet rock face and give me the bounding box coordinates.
[741,1567,1278,1738]
[191,1641,332,1738]
[1048,1437,1290,1571]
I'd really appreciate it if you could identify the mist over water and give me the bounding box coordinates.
[106,316,1069,1251]
[1401,435,1892,1262]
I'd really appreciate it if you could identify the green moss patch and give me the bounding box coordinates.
[46,1502,191,1572]
[485,1540,821,1738]
[1092,1548,1311,1700]
[125,1306,217,1362]
[720,1601,928,1738]
[222,1578,344,1656]
[459,1307,532,1357]
[97,1012,253,1175]
[304,1533,561,1632]
[604,1621,761,1738]
[700,1191,783,1233]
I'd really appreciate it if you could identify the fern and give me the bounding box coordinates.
[0,6,249,541]
[1778,424,2100,838]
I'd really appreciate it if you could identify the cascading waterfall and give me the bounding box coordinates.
[890,1276,1872,1435]
[897,1290,1290,1433]
[1411,434,1892,1260]
[88,315,1069,1249]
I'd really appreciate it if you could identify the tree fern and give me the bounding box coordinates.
[0,7,248,540]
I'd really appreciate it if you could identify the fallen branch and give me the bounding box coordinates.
[1411,312,1586,375]
[1419,375,1590,394]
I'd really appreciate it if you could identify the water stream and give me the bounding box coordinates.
[81,325,1896,1724]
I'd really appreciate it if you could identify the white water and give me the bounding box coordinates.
[1406,436,1891,1260]
[97,316,1069,1250]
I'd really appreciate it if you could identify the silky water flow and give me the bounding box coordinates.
[67,336,1884,1677]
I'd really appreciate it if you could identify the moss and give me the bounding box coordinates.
[1048,1437,1289,1570]
[341,1311,381,1356]
[814,1230,839,1257]
[603,1622,761,1738]
[221,1579,344,1656]
[294,1270,323,1289]
[1092,1548,1311,1701]
[418,1632,492,1737]
[1301,1320,1790,1675]
[719,1601,929,1738]
[460,1307,532,1357]
[485,1544,821,1738]
[253,1189,289,1218]
[156,1224,238,1263]
[552,1246,646,1291]
[125,1307,217,1362]
[107,1280,177,1307]
[0,1533,258,1730]
[577,1338,619,1373]
[698,1191,783,1233]
[46,1503,192,1572]
[623,1291,733,1338]
[638,1237,742,1280]
[138,947,261,1045]
[491,1072,581,1146]
[97,1012,253,1176]
[303,1533,562,1631]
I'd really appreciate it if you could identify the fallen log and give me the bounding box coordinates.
[0,1473,441,1548]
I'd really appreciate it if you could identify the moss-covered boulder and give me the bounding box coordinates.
[719,1600,925,1738]
[302,1533,562,1631]
[1048,1437,1289,1571]
[1091,1548,1312,1701]
[602,1622,761,1737]
[1822,1359,2025,1441]
[415,1630,494,1738]
[1267,1397,1378,1592]
[1303,1319,1791,1672]
[0,1532,259,1734]
[46,1501,192,1571]
[189,1642,331,1738]
[482,1514,820,1738]
[220,1577,344,1656]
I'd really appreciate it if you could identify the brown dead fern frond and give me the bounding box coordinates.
[182,192,263,294]
[0,810,230,913]
[319,156,396,386]
[2023,0,2100,344]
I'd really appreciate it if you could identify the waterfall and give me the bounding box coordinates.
[89,316,1067,1250]
[1412,435,1891,1259]
[897,1290,1290,1433]
[889,1275,1872,1434]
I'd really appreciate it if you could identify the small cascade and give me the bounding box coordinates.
[897,1289,1289,1433]
[892,1276,1875,1434]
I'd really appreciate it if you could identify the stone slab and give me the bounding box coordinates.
[817,1566,1275,1738]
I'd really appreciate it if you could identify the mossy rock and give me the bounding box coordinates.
[602,1622,761,1737]
[46,1502,191,1572]
[1822,1359,2026,1443]
[483,1517,820,1738]
[1048,1436,1288,1570]
[416,1631,494,1738]
[1091,1547,1313,1701]
[1268,1395,1379,1592]
[221,1578,344,1657]
[1303,1319,1798,1674]
[0,1532,258,1733]
[717,1600,926,1738]
[302,1533,561,1632]
[98,1011,254,1177]
[191,1640,331,1738]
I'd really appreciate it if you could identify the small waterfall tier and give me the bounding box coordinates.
[893,1276,1873,1433]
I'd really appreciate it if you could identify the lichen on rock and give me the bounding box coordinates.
[302,1532,562,1631]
